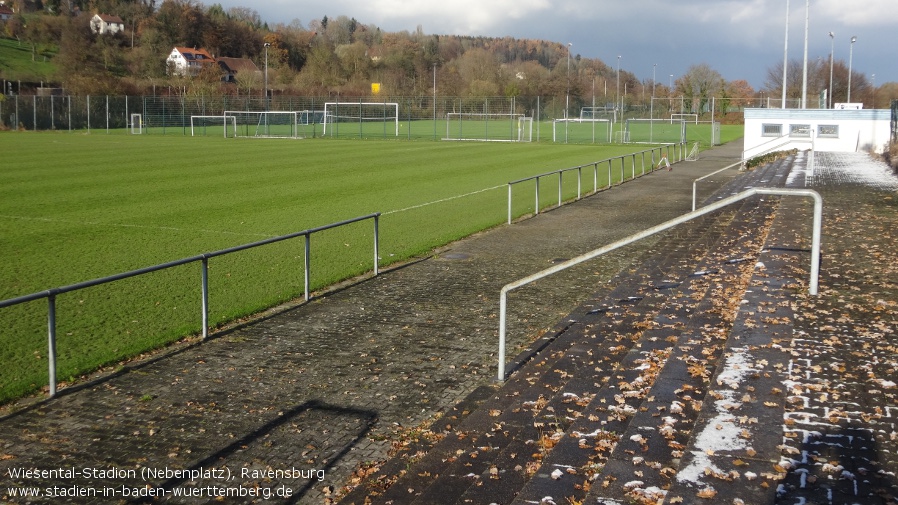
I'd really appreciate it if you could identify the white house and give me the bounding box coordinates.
[167,47,217,76]
[743,108,891,159]
[90,14,125,35]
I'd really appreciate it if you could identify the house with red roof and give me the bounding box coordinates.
[167,47,217,76]
[90,13,125,34]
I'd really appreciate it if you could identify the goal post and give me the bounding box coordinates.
[624,118,686,144]
[552,118,612,143]
[223,111,301,138]
[130,113,143,134]
[190,115,237,137]
[444,113,527,142]
[322,102,399,137]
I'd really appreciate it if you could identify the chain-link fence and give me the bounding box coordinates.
[1,93,732,143]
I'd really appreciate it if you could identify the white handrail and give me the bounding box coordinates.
[692,162,742,211]
[497,188,822,381]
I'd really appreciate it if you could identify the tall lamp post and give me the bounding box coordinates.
[616,55,621,120]
[847,36,857,103]
[263,42,271,134]
[782,0,789,109]
[566,42,572,119]
[650,64,656,142]
[828,31,834,109]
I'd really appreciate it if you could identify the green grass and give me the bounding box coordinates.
[0,37,57,82]
[2,131,723,403]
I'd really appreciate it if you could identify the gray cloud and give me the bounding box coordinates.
[212,0,895,89]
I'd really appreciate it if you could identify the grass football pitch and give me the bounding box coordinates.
[0,125,743,403]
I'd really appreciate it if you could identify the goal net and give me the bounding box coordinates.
[553,118,612,143]
[580,106,617,122]
[322,102,399,137]
[624,119,686,144]
[190,115,237,137]
[224,111,301,138]
[444,113,528,142]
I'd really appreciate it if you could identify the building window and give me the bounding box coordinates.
[762,123,782,137]
[818,124,839,138]
[789,124,811,137]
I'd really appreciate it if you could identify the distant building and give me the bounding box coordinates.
[216,57,261,83]
[90,13,125,35]
[167,47,217,77]
[0,4,15,21]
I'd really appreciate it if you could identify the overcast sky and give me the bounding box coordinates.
[211,0,895,91]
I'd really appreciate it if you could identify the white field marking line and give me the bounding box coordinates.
[0,214,276,239]
[383,184,505,215]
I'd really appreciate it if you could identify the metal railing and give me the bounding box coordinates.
[506,144,683,223]
[0,213,380,398]
[496,188,822,381]
[692,162,742,211]
[742,133,814,161]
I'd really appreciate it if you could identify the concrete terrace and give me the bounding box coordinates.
[1,142,897,505]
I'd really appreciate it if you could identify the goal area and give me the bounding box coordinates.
[624,118,686,144]
[553,118,612,143]
[444,113,531,142]
[322,102,399,137]
[223,111,302,138]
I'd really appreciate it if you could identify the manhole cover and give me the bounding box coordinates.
[441,252,471,260]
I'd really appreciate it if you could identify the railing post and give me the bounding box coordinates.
[201,257,209,339]
[535,177,540,215]
[47,294,58,397]
[607,160,612,188]
[373,214,380,276]
[507,184,513,224]
[498,287,508,381]
[620,157,625,183]
[593,163,598,193]
[631,154,636,180]
[557,172,562,208]
[577,167,582,200]
[304,234,311,301]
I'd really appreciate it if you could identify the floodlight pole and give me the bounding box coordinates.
[616,55,621,121]
[847,36,857,103]
[264,42,271,134]
[800,0,809,109]
[566,42,572,142]
[651,64,656,142]
[782,0,789,109]
[828,31,834,109]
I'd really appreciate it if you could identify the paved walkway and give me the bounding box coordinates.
[0,143,747,504]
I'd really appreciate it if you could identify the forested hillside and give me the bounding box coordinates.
[0,0,664,100]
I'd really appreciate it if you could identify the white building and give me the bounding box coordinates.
[90,14,125,35]
[167,47,217,77]
[744,108,891,159]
